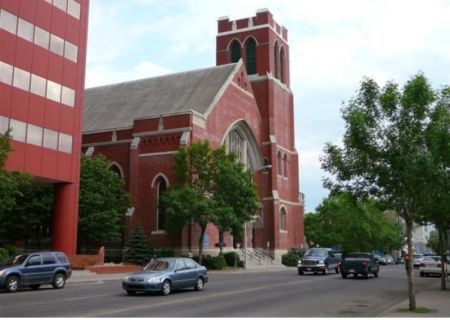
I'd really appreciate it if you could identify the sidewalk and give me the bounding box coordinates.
[67,265,292,284]
[379,281,450,317]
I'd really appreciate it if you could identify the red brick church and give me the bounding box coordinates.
[82,9,304,259]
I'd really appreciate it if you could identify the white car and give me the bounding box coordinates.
[419,256,448,277]
[413,254,424,269]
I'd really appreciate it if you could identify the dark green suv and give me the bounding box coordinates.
[0,251,72,293]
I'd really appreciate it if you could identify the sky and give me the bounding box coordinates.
[85,0,450,213]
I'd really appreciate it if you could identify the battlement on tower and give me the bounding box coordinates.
[217,9,288,41]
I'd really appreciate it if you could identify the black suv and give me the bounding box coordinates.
[0,251,72,292]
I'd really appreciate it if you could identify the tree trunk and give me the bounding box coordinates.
[406,219,416,311]
[438,228,447,290]
[198,225,206,265]
[219,230,224,255]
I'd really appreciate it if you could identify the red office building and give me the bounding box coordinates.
[0,0,89,254]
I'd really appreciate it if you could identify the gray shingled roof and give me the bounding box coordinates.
[83,63,238,133]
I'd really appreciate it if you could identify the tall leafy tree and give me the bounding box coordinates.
[304,193,403,252]
[210,147,259,254]
[420,86,450,289]
[321,73,444,310]
[160,141,259,263]
[0,132,31,243]
[78,154,130,250]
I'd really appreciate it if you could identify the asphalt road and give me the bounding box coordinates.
[0,265,438,317]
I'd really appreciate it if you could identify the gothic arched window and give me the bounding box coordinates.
[280,47,285,84]
[245,38,257,75]
[280,208,287,230]
[283,154,288,177]
[277,152,282,176]
[230,40,241,63]
[274,42,279,79]
[228,130,244,163]
[156,177,167,230]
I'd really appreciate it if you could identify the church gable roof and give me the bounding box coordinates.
[83,63,239,133]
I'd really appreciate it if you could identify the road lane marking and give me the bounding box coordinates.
[65,293,114,301]
[85,276,332,317]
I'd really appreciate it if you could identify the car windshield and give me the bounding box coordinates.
[304,249,328,257]
[144,260,174,271]
[346,253,370,259]
[4,254,29,266]
[423,256,440,262]
[413,254,423,259]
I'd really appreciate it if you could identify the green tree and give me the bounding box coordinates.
[13,186,54,248]
[210,147,259,254]
[421,87,450,290]
[321,73,443,310]
[78,154,130,250]
[160,141,259,263]
[304,193,402,252]
[124,224,150,265]
[0,132,31,243]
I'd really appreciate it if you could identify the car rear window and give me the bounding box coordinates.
[43,253,57,265]
[55,252,69,264]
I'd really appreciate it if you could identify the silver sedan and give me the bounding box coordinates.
[419,256,448,277]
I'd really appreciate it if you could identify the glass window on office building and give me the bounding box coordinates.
[43,128,58,150]
[53,0,67,12]
[64,42,78,62]
[46,80,61,102]
[0,61,13,85]
[13,67,31,91]
[26,124,43,146]
[0,116,9,134]
[30,74,47,97]
[17,18,34,42]
[34,27,50,49]
[67,0,81,19]
[61,87,75,107]
[9,119,26,142]
[0,9,17,34]
[50,34,64,56]
[58,133,72,153]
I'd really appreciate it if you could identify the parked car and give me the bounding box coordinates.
[379,254,394,265]
[419,256,448,277]
[297,248,340,275]
[122,257,208,296]
[340,252,379,279]
[0,251,71,293]
[413,254,424,269]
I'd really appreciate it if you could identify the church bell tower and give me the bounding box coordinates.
[216,9,304,258]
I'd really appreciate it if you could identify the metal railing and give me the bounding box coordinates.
[241,248,274,266]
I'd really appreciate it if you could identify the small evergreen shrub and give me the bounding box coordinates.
[282,252,300,266]
[223,251,241,267]
[123,225,150,265]
[201,255,227,270]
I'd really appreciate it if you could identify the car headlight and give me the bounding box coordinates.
[297,259,302,264]
[146,276,164,283]
[318,260,324,264]
[0,270,5,276]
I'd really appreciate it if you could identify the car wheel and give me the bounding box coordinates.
[30,284,40,290]
[298,269,304,275]
[161,280,171,296]
[194,277,204,291]
[126,290,136,295]
[323,265,329,275]
[341,273,347,279]
[52,273,66,289]
[5,276,20,293]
